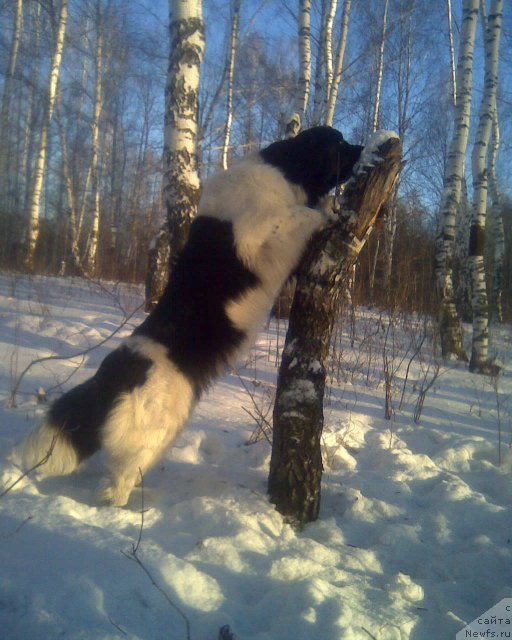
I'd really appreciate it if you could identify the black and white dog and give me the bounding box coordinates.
[14,126,362,506]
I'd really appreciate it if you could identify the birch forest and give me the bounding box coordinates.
[0,0,511,359]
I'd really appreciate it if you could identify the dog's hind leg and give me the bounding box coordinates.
[97,358,196,507]
[98,444,165,507]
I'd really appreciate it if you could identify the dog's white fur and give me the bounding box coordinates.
[98,336,195,506]
[13,153,334,507]
[15,423,80,475]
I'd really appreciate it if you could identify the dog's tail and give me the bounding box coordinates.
[11,378,101,477]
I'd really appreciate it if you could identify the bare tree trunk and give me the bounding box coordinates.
[325,0,351,127]
[311,0,328,126]
[269,134,401,526]
[369,234,380,303]
[488,112,504,323]
[367,0,389,301]
[285,0,312,136]
[323,0,338,111]
[0,0,23,215]
[383,191,397,292]
[372,0,389,133]
[24,0,68,272]
[469,0,502,374]
[221,0,241,170]
[145,0,205,309]
[454,177,472,319]
[83,3,103,277]
[447,0,457,108]
[21,2,43,225]
[383,1,412,293]
[58,23,92,272]
[434,0,479,362]
[56,108,82,275]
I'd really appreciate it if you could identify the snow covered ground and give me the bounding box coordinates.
[0,272,510,640]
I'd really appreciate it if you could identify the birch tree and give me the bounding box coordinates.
[19,3,43,226]
[468,0,503,373]
[221,0,241,170]
[447,0,457,108]
[488,113,504,323]
[145,0,205,309]
[24,0,68,272]
[83,1,104,277]
[56,108,81,274]
[367,0,390,298]
[289,0,350,134]
[434,0,479,361]
[382,0,413,292]
[323,0,338,112]
[0,0,23,212]
[285,0,312,137]
[325,0,351,127]
[311,0,330,126]
[372,0,389,133]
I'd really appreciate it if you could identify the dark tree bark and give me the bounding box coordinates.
[268,135,402,526]
[144,227,170,312]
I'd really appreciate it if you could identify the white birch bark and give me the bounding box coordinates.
[447,0,457,107]
[434,0,479,361]
[285,0,312,137]
[372,0,389,133]
[83,6,103,277]
[311,0,328,126]
[469,0,502,373]
[221,0,241,170]
[21,2,42,219]
[488,112,504,323]
[24,0,68,271]
[324,0,338,108]
[325,0,351,127]
[165,0,204,250]
[146,0,205,308]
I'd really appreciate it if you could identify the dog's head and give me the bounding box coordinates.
[260,126,363,206]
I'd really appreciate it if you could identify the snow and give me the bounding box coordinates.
[355,129,399,174]
[1,273,511,640]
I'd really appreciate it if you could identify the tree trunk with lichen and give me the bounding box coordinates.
[145,0,205,310]
[268,134,401,526]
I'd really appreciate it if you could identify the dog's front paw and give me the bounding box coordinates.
[97,483,129,507]
[317,194,338,222]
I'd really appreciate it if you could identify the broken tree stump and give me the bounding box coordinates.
[268,132,402,526]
